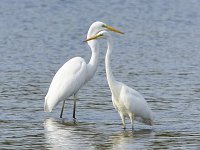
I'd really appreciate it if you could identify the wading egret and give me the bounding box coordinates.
[85,31,154,129]
[44,21,124,119]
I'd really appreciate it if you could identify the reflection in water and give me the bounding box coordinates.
[44,119,200,149]
[44,118,155,149]
[108,129,154,149]
[44,118,109,149]
[44,118,89,149]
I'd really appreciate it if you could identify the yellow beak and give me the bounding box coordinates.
[103,25,124,34]
[84,34,102,42]
[84,24,124,42]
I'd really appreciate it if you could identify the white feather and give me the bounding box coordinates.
[88,31,154,128]
[44,57,87,112]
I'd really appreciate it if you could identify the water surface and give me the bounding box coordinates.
[0,0,200,149]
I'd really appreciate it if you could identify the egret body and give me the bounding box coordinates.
[85,31,154,129]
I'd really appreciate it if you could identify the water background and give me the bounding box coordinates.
[0,0,200,149]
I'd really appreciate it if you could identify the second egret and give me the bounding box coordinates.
[85,31,154,129]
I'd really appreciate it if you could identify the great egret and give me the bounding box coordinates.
[44,21,124,119]
[85,31,154,129]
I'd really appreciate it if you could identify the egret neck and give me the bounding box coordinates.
[105,34,121,97]
[86,40,99,82]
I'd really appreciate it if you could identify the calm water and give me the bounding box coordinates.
[1,0,200,149]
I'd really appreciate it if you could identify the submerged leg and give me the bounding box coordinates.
[60,100,66,118]
[73,93,78,119]
[129,114,134,130]
[119,113,126,129]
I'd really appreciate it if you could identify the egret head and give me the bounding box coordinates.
[87,21,124,39]
[84,31,111,42]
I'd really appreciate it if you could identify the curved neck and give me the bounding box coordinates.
[87,40,99,81]
[105,36,118,91]
[86,25,101,81]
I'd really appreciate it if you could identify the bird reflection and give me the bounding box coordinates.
[43,118,103,149]
[44,118,78,149]
[108,129,154,150]
[44,118,154,149]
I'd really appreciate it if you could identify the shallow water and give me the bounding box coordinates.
[0,0,200,149]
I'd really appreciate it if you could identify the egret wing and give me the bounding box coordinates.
[45,57,87,112]
[120,84,151,118]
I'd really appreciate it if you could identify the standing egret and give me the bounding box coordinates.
[44,21,124,119]
[85,31,154,129]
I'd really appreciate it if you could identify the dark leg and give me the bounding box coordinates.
[60,100,65,118]
[73,93,77,119]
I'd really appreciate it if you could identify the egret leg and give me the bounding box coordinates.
[119,113,126,129]
[60,100,66,118]
[129,114,134,130]
[73,93,78,119]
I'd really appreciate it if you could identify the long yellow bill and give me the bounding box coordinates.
[103,25,124,34]
[84,34,103,42]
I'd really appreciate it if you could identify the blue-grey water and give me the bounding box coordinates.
[0,0,200,149]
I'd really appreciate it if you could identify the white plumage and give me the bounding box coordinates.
[44,57,87,112]
[44,21,123,118]
[114,83,154,126]
[85,31,154,129]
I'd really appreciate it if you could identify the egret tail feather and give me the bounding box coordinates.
[44,98,52,112]
[135,117,154,126]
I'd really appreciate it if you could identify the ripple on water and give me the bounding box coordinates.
[1,0,200,149]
